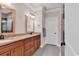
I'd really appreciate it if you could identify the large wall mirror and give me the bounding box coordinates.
[25,13,35,34]
[0,3,16,35]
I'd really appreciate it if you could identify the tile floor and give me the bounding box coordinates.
[33,44,64,56]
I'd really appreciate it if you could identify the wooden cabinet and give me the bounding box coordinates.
[34,35,40,51]
[11,46,24,56]
[24,47,35,56]
[0,51,10,56]
[24,37,34,56]
[34,39,38,50]
[37,38,40,49]
[24,49,31,56]
[11,40,24,56]
[0,35,40,56]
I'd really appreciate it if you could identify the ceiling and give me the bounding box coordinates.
[25,3,63,10]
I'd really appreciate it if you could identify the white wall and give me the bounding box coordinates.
[65,3,79,56]
[12,3,36,34]
[34,7,45,47]
[12,3,28,34]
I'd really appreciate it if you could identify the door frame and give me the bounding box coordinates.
[61,4,65,46]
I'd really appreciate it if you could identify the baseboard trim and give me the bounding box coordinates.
[40,43,46,48]
[45,41,61,47]
[57,43,61,47]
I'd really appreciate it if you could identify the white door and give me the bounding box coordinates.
[45,16,58,46]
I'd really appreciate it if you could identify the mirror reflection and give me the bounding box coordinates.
[0,6,13,33]
[25,12,35,34]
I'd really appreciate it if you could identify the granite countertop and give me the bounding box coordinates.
[0,33,40,46]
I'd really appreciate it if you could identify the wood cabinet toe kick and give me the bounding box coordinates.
[0,35,41,56]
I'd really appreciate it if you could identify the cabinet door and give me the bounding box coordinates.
[24,38,34,56]
[34,35,40,51]
[24,38,33,50]
[37,38,40,49]
[11,46,24,56]
[0,51,10,56]
[24,47,34,56]
[30,47,35,55]
[24,50,31,56]
[34,39,38,50]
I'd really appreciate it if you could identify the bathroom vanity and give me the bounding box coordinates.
[0,33,41,56]
[0,4,41,56]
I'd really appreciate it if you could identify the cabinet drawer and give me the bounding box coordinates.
[11,40,24,48]
[33,35,40,39]
[24,39,30,43]
[24,37,32,43]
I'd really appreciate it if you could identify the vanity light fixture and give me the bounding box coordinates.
[25,12,35,18]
